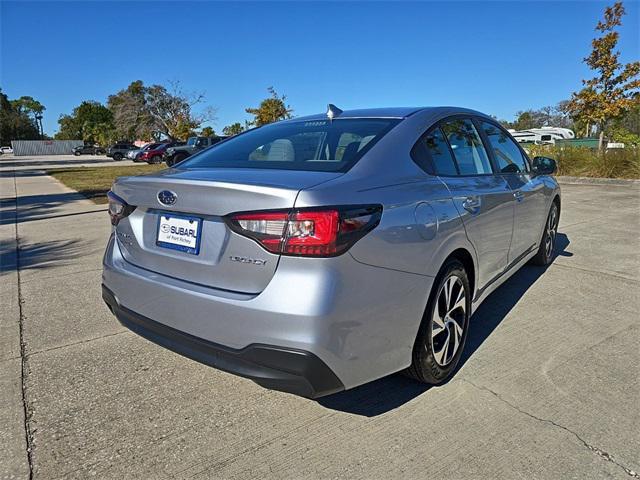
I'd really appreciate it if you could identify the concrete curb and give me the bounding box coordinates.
[556,176,640,186]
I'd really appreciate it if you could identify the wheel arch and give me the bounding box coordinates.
[424,228,478,302]
[552,194,561,217]
[444,248,476,301]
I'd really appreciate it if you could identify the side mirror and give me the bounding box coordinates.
[532,156,557,176]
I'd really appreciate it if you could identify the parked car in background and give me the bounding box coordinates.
[126,146,143,161]
[131,143,163,162]
[72,144,106,156]
[107,142,137,161]
[164,136,227,166]
[103,106,560,399]
[0,146,13,155]
[137,142,185,164]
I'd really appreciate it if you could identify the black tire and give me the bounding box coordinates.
[149,155,161,164]
[173,153,187,165]
[113,152,123,161]
[406,258,471,385]
[530,201,559,266]
[73,151,81,156]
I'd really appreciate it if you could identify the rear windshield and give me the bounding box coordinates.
[177,118,400,172]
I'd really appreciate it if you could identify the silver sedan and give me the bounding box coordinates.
[102,106,560,398]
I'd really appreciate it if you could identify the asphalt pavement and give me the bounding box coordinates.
[1,163,639,479]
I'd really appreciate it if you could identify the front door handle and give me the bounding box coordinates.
[462,196,481,213]
[514,190,524,202]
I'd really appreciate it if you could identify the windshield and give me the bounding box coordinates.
[178,118,400,172]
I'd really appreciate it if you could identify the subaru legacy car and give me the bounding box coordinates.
[102,106,560,398]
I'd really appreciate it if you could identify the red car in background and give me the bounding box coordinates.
[135,142,185,164]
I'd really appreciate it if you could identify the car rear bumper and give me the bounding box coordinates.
[102,233,433,395]
[102,284,344,398]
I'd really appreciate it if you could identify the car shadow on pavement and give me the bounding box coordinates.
[0,238,88,275]
[0,157,112,168]
[318,233,571,417]
[0,192,106,225]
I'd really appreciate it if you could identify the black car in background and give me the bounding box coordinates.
[164,136,228,166]
[72,145,106,156]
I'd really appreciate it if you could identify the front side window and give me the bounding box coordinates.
[179,118,400,172]
[480,121,528,173]
[441,119,492,175]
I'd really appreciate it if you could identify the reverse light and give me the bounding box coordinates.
[107,191,135,226]
[231,212,288,253]
[227,205,382,257]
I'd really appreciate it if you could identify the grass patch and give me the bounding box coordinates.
[48,147,638,205]
[526,145,639,179]
[49,164,165,203]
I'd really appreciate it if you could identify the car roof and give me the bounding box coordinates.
[286,106,490,122]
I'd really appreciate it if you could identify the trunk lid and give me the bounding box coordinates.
[111,168,341,293]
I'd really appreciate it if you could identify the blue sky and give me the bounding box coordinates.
[1,1,638,136]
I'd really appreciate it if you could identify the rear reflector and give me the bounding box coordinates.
[227,205,382,257]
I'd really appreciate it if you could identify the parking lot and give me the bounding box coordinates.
[1,163,639,479]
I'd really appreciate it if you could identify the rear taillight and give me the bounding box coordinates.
[107,191,135,226]
[227,205,382,257]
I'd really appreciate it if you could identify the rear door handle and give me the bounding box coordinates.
[514,190,524,202]
[462,196,481,213]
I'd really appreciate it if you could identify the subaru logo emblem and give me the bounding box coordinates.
[157,190,177,206]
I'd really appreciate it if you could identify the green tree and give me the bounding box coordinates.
[11,96,46,135]
[0,90,42,143]
[245,87,293,127]
[609,103,640,145]
[55,101,114,144]
[512,111,537,130]
[511,104,575,131]
[222,122,244,136]
[200,126,216,137]
[0,91,17,144]
[568,2,640,150]
[491,116,514,129]
[11,96,45,121]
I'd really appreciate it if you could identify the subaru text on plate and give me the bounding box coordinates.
[102,106,560,398]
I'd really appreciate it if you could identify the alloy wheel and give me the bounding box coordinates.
[545,205,558,260]
[430,275,467,366]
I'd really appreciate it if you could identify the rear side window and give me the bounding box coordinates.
[179,118,400,172]
[441,119,492,175]
[479,121,528,173]
[412,127,458,175]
